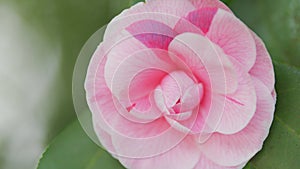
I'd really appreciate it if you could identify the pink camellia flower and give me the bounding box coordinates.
[85,0,276,168]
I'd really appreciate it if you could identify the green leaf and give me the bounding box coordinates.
[37,120,125,169]
[221,0,234,5]
[230,0,300,67]
[245,62,300,169]
[129,0,145,6]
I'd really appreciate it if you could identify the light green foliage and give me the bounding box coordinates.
[37,121,125,169]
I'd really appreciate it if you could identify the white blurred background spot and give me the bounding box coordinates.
[0,4,60,169]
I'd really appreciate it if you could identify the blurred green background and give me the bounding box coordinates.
[0,0,298,169]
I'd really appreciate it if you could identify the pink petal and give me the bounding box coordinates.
[109,50,178,121]
[93,118,116,154]
[249,31,275,92]
[86,45,168,133]
[128,69,167,111]
[168,32,238,95]
[85,44,108,99]
[165,116,194,133]
[174,16,204,35]
[104,36,147,91]
[126,19,177,49]
[86,47,194,158]
[207,9,256,71]
[180,83,204,112]
[185,8,218,34]
[166,111,193,121]
[110,121,190,158]
[160,71,195,107]
[216,59,257,134]
[199,78,275,166]
[118,136,200,169]
[89,69,189,158]
[168,33,238,138]
[128,92,163,121]
[134,0,195,17]
[104,0,195,49]
[108,49,176,99]
[194,154,246,169]
[189,0,232,12]
[159,73,182,108]
[153,87,169,113]
[165,107,203,134]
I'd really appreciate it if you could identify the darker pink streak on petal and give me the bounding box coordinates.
[249,32,275,92]
[126,20,177,49]
[200,78,275,166]
[215,59,257,134]
[129,69,168,111]
[119,136,200,169]
[186,8,218,34]
[189,0,232,12]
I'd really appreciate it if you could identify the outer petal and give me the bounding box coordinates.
[174,0,231,35]
[215,59,257,134]
[194,154,245,169]
[93,118,116,154]
[249,32,275,92]
[119,136,200,169]
[104,0,195,47]
[189,0,232,12]
[200,78,275,166]
[207,9,256,71]
[131,0,195,17]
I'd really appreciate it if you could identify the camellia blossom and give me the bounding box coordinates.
[85,0,276,168]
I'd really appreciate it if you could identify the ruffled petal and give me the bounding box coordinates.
[249,32,275,92]
[168,32,238,94]
[189,0,232,12]
[207,9,256,71]
[200,78,275,166]
[104,0,195,48]
[215,59,257,134]
[119,136,200,169]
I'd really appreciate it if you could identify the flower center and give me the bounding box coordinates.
[154,70,204,121]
